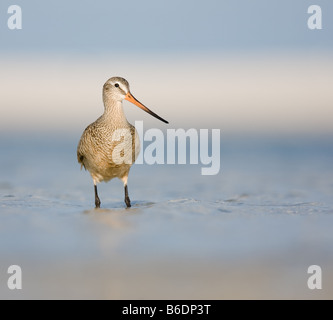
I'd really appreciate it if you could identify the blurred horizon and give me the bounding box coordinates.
[1,51,333,135]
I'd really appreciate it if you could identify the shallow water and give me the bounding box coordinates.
[0,134,333,299]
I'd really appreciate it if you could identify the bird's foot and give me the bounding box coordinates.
[95,198,101,208]
[125,196,131,208]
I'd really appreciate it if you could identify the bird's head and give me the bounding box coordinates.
[103,77,168,124]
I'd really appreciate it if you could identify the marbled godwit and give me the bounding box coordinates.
[77,77,168,208]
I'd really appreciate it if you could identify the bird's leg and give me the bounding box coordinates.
[94,184,101,208]
[124,184,131,208]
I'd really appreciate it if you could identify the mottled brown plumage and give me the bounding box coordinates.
[77,77,168,208]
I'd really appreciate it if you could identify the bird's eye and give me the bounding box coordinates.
[114,83,119,88]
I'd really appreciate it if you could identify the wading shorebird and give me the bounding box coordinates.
[77,77,168,208]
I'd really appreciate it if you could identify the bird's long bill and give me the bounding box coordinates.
[125,92,168,124]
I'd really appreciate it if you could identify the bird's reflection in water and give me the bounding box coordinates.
[83,201,155,229]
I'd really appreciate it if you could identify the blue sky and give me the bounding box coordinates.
[1,0,332,55]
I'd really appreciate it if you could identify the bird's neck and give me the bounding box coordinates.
[102,99,128,125]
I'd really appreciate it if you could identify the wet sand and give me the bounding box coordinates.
[0,135,333,299]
